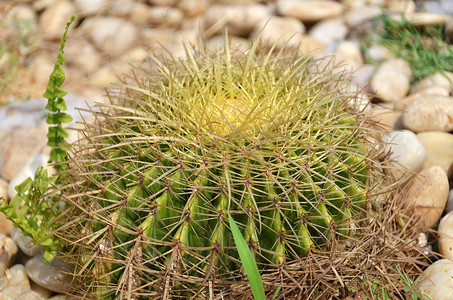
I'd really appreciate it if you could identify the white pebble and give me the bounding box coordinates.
[415,259,453,299]
[439,210,453,259]
[7,264,30,289]
[10,228,43,258]
[251,16,305,50]
[404,166,449,228]
[308,18,348,45]
[277,0,344,22]
[403,96,453,133]
[25,256,69,293]
[382,130,426,178]
[371,58,412,102]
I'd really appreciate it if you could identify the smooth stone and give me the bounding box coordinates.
[38,0,76,40]
[10,228,43,258]
[32,0,59,11]
[64,35,102,74]
[277,0,343,23]
[402,96,453,133]
[411,72,453,94]
[148,7,184,27]
[392,12,451,27]
[298,35,327,55]
[30,281,53,299]
[344,5,382,27]
[387,0,416,14]
[366,43,396,62]
[371,58,412,102]
[370,103,403,131]
[6,5,37,24]
[415,259,453,299]
[25,256,69,293]
[1,286,33,299]
[106,0,134,17]
[178,0,209,16]
[308,18,348,45]
[335,41,363,65]
[439,210,453,259]
[83,17,137,55]
[16,290,45,300]
[382,130,426,179]
[0,292,12,300]
[0,235,18,275]
[128,2,150,24]
[351,64,375,92]
[417,131,453,179]
[74,0,107,16]
[394,86,450,112]
[404,166,449,228]
[0,128,47,182]
[203,4,271,37]
[29,55,55,90]
[49,295,70,300]
[251,16,305,50]
[0,179,7,201]
[0,212,13,237]
[7,264,30,289]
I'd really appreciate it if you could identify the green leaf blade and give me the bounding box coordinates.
[228,214,265,300]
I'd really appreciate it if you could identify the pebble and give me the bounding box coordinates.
[25,255,69,293]
[370,103,403,131]
[83,17,138,55]
[416,131,453,179]
[7,264,30,288]
[203,4,271,37]
[365,44,396,62]
[335,41,363,65]
[106,0,134,17]
[10,228,43,258]
[277,0,344,23]
[415,259,453,299]
[251,16,305,50]
[74,0,107,16]
[0,128,47,182]
[38,0,76,40]
[2,286,45,300]
[394,12,452,26]
[64,35,103,74]
[177,0,209,16]
[344,5,382,27]
[0,180,7,201]
[386,0,416,14]
[382,130,426,178]
[439,210,453,259]
[402,96,453,133]
[298,35,327,55]
[410,72,453,95]
[5,5,37,24]
[394,86,450,112]
[403,166,449,228]
[371,58,412,102]
[308,18,348,45]
[148,6,184,27]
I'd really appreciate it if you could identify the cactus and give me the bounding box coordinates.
[46,37,386,299]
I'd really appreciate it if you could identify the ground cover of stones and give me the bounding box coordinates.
[2,0,453,299]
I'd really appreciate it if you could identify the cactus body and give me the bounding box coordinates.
[58,42,378,298]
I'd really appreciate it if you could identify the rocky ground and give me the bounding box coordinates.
[2,0,453,299]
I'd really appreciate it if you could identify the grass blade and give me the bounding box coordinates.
[228,214,265,300]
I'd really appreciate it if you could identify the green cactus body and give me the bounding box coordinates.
[57,41,378,298]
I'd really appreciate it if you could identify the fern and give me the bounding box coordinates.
[43,15,74,171]
[0,16,76,262]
